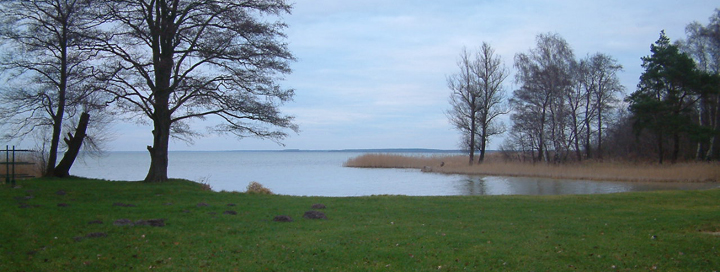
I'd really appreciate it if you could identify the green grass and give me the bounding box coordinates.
[1,177,719,271]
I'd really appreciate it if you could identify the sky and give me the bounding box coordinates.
[108,0,719,151]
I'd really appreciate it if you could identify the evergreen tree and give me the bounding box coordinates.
[628,31,702,163]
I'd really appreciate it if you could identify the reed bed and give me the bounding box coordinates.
[344,153,720,182]
[0,155,41,179]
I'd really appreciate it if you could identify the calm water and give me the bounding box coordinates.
[70,151,719,196]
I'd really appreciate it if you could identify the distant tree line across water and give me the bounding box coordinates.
[448,9,720,164]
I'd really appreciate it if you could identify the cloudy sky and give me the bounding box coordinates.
[110,0,718,151]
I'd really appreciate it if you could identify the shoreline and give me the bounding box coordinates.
[344,154,720,183]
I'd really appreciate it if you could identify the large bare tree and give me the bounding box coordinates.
[510,33,575,162]
[577,53,624,160]
[0,0,103,177]
[471,43,508,162]
[447,48,479,164]
[447,43,508,164]
[93,0,298,182]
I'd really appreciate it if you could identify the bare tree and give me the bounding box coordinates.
[93,0,298,182]
[0,0,104,177]
[447,48,478,164]
[447,43,508,164]
[510,33,575,162]
[471,43,509,162]
[578,54,624,159]
[566,60,588,161]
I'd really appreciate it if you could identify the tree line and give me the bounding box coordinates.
[448,9,720,164]
[0,0,296,181]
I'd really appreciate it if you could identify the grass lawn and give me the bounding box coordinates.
[1,177,719,271]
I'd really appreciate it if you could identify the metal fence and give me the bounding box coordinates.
[2,145,36,186]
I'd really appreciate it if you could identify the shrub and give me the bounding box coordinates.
[197,177,212,191]
[246,181,273,195]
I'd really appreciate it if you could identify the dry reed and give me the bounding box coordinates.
[344,153,720,182]
[0,155,41,179]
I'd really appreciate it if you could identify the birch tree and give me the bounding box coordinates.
[510,33,575,162]
[680,9,720,160]
[579,54,624,159]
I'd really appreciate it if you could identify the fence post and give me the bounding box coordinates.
[11,146,16,186]
[3,145,34,185]
[4,145,8,184]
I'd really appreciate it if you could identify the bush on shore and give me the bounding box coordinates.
[246,181,273,194]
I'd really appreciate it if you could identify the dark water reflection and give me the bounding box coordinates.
[455,175,718,196]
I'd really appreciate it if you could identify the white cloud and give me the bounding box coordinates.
[102,1,720,151]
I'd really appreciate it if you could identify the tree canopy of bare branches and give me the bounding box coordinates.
[447,43,508,164]
[92,0,298,182]
[510,33,575,162]
[0,0,105,176]
[506,33,625,163]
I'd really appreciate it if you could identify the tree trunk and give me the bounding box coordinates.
[696,106,706,160]
[671,133,680,164]
[145,18,174,182]
[45,34,68,177]
[657,133,664,164]
[54,112,89,177]
[706,94,719,160]
[537,108,546,163]
[596,107,603,160]
[45,111,63,176]
[468,97,476,165]
[571,114,582,161]
[584,91,593,160]
[468,121,476,165]
[144,106,171,182]
[479,124,487,163]
[144,87,171,182]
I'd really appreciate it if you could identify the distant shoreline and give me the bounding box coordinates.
[97,148,474,153]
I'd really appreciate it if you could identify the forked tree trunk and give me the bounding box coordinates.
[45,111,63,176]
[54,112,89,177]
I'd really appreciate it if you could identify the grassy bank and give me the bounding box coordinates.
[344,154,720,182]
[1,177,719,271]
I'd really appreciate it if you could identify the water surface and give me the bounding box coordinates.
[70,151,718,196]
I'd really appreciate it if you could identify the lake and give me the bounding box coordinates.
[69,151,719,197]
